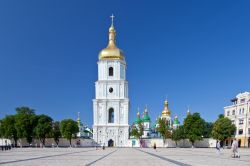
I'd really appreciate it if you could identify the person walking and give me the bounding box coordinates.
[153,143,156,150]
[231,138,239,158]
[102,143,105,150]
[216,140,221,154]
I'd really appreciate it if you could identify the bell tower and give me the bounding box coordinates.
[93,15,129,147]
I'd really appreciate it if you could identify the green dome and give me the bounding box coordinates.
[173,118,180,125]
[134,117,142,124]
[142,114,151,122]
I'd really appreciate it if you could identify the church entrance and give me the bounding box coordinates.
[238,139,241,147]
[108,139,114,147]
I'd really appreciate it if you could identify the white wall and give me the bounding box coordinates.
[0,139,11,146]
[128,138,216,148]
[9,138,97,147]
[2,138,216,148]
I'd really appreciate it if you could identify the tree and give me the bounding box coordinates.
[183,113,205,147]
[0,115,18,147]
[156,118,172,145]
[218,114,224,119]
[130,122,143,139]
[0,120,2,137]
[130,122,144,147]
[52,121,61,146]
[212,116,236,142]
[15,107,37,145]
[60,119,79,147]
[172,125,186,147]
[35,114,53,147]
[203,122,213,138]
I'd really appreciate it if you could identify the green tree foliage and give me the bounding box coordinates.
[203,122,213,138]
[172,125,186,147]
[218,114,224,119]
[156,118,172,144]
[60,119,79,146]
[0,115,18,147]
[183,113,205,147]
[35,114,53,147]
[15,107,37,144]
[130,122,144,139]
[52,121,61,146]
[0,120,2,137]
[212,116,236,141]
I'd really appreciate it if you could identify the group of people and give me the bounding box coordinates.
[216,138,240,158]
[1,140,12,151]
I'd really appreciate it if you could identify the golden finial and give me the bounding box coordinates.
[162,99,171,117]
[77,112,80,120]
[77,112,81,125]
[187,106,191,115]
[98,14,125,61]
[137,107,140,117]
[144,104,148,113]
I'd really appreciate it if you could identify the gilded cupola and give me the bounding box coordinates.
[161,100,171,117]
[99,14,125,61]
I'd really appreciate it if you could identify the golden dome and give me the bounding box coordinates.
[99,16,124,61]
[162,100,171,117]
[137,111,140,117]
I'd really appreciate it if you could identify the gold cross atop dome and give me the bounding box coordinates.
[99,14,125,61]
[110,14,115,26]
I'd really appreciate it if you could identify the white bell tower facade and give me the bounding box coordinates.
[93,15,129,147]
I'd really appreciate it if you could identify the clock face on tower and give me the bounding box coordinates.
[109,87,113,93]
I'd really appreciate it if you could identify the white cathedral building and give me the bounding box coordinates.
[92,15,129,147]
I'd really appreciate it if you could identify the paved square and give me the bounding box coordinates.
[0,147,249,166]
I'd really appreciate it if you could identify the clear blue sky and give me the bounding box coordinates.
[0,0,250,126]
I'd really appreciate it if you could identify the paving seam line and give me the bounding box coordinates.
[136,148,191,166]
[171,149,249,163]
[0,149,96,165]
[85,148,118,166]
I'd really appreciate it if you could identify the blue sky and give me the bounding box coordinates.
[0,0,250,126]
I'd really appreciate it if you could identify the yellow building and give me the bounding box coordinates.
[224,92,250,147]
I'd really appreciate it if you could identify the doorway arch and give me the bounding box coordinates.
[238,139,241,147]
[108,139,114,147]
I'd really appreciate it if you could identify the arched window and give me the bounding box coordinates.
[109,67,113,76]
[108,108,114,123]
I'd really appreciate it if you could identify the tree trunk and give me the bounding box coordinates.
[42,138,45,147]
[163,138,166,147]
[69,139,72,147]
[192,141,194,148]
[55,139,59,146]
[39,138,43,147]
[14,138,17,147]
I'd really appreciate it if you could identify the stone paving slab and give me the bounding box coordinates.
[0,147,249,166]
[90,148,176,166]
[141,148,250,166]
